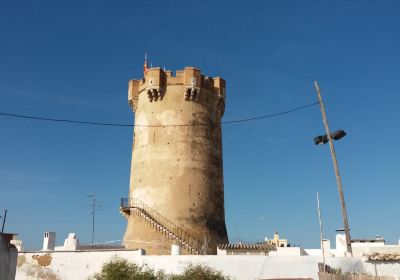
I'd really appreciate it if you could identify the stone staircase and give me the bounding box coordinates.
[121,198,202,255]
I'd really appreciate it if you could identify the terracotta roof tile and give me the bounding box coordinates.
[217,243,276,251]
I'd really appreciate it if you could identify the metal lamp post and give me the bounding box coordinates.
[314,81,353,256]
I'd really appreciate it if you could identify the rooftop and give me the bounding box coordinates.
[218,243,276,251]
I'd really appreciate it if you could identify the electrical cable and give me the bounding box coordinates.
[221,101,319,124]
[0,101,319,128]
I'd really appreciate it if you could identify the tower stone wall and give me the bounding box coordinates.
[122,67,228,254]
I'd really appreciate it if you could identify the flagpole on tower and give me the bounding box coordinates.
[144,53,148,74]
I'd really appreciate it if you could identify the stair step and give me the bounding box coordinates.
[133,203,201,253]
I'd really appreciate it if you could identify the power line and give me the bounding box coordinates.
[0,112,133,127]
[222,102,319,124]
[0,101,319,128]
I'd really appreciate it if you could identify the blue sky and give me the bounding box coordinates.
[1,0,399,250]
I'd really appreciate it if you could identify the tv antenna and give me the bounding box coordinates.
[0,209,7,234]
[87,195,101,246]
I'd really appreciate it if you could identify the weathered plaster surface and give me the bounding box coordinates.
[16,251,400,280]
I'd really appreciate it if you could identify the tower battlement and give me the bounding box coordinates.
[128,67,226,116]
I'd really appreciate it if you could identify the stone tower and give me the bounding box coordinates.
[121,67,228,254]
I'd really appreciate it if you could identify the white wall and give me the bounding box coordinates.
[333,233,400,258]
[363,261,400,280]
[16,251,320,280]
[15,250,378,280]
[269,247,306,256]
[352,245,400,257]
[42,232,56,251]
[352,242,385,248]
[336,233,347,257]
[54,233,80,251]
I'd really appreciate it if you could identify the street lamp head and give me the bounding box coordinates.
[314,130,346,145]
[331,130,346,141]
[314,135,328,145]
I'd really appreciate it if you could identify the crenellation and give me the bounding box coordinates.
[128,80,140,111]
[144,68,166,102]
[183,67,202,102]
[167,77,181,84]
[128,67,226,113]
[175,70,184,78]
[202,76,214,90]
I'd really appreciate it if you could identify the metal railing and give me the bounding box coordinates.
[120,197,202,254]
[318,272,394,280]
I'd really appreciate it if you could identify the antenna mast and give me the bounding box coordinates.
[317,192,326,271]
[87,195,100,246]
[1,210,7,234]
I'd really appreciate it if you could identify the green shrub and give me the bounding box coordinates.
[171,264,230,280]
[89,257,230,280]
[88,257,167,280]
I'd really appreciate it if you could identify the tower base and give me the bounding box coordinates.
[123,215,175,255]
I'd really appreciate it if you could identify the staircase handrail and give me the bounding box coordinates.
[120,197,202,253]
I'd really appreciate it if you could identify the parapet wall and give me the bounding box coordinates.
[128,67,226,116]
[17,251,396,280]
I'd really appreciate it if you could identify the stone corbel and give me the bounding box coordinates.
[184,86,201,101]
[146,86,163,102]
